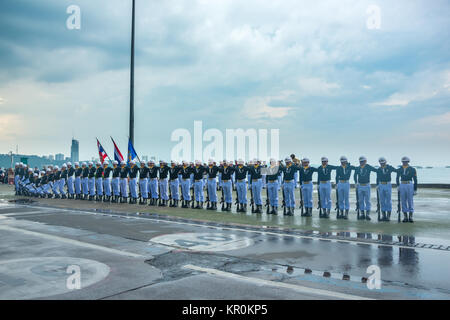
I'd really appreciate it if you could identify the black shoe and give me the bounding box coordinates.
[402,213,409,223]
[359,211,365,220]
[270,206,276,215]
[387,211,391,221]
[255,205,262,214]
[365,211,371,221]
[408,212,414,223]
[287,208,293,216]
[344,209,349,220]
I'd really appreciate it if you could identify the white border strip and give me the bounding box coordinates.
[0,225,146,259]
[183,264,374,300]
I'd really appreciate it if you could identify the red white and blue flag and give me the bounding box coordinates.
[110,137,124,163]
[96,138,109,164]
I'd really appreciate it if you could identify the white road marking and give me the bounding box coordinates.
[183,264,374,300]
[2,210,53,216]
[150,233,254,252]
[0,225,146,259]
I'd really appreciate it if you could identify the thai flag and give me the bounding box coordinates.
[96,139,108,164]
[110,137,124,162]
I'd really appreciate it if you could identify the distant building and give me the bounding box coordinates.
[65,157,71,161]
[55,153,64,161]
[48,155,54,161]
[71,139,79,163]
[142,155,148,161]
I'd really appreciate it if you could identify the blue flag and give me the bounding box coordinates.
[127,138,138,164]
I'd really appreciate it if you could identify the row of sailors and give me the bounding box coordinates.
[14,155,417,222]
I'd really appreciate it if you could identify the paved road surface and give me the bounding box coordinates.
[0,199,449,300]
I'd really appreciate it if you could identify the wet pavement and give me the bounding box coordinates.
[0,192,449,299]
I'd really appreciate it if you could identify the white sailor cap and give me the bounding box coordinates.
[140,161,146,165]
[62,164,67,168]
[67,162,72,166]
[195,160,201,165]
[28,168,33,172]
[148,160,154,164]
[120,161,126,165]
[96,161,101,166]
[74,162,79,166]
[237,158,244,164]
[321,157,328,162]
[54,166,59,170]
[129,160,135,165]
[285,157,291,162]
[40,171,45,175]
[302,157,310,162]
[401,156,410,162]
[33,173,38,177]
[359,156,367,162]
[81,162,87,166]
[113,160,118,165]
[228,161,234,165]
[15,163,19,166]
[46,168,51,172]
[379,157,387,163]
[340,156,348,162]
[88,162,93,166]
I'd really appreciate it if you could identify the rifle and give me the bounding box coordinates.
[299,183,304,216]
[180,182,184,202]
[265,180,270,214]
[191,183,195,208]
[206,180,210,209]
[376,186,381,221]
[158,179,162,206]
[169,180,173,206]
[317,184,322,217]
[355,185,360,219]
[282,184,286,215]
[334,183,339,212]
[250,182,255,213]
[220,184,225,210]
[397,188,401,223]
[234,183,239,207]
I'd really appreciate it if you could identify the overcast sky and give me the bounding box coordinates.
[0,0,449,166]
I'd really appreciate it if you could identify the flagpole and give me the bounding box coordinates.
[129,0,135,146]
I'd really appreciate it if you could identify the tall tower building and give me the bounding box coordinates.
[71,138,79,162]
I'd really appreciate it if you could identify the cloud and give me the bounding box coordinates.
[0,0,449,164]
[242,94,294,120]
[372,69,450,107]
[297,77,340,96]
[0,114,24,140]
[416,111,450,126]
